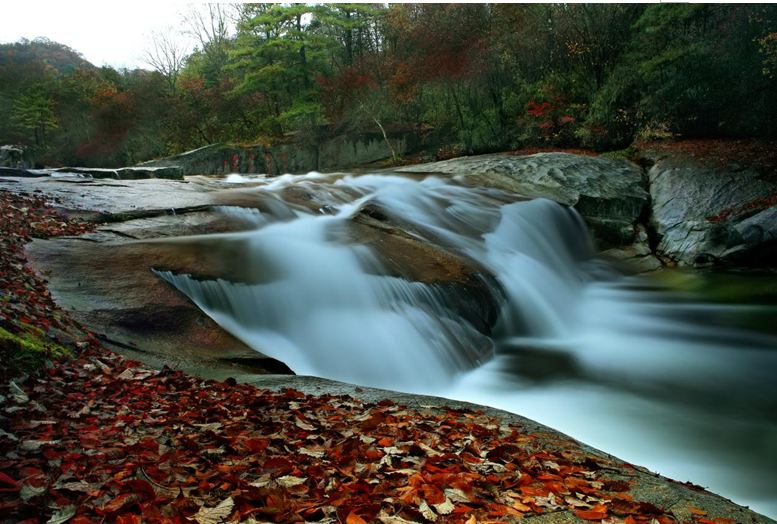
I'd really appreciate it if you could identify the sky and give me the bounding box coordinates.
[0,1,200,70]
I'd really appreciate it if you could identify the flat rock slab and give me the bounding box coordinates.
[52,165,184,180]
[0,166,41,177]
[0,176,217,215]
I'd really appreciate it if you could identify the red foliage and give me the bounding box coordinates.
[526,100,552,118]
[318,67,378,121]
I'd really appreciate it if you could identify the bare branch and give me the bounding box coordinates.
[144,29,188,92]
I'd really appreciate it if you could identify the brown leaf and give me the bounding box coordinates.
[346,511,369,524]
[191,496,234,524]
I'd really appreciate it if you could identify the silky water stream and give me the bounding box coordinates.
[156,172,777,518]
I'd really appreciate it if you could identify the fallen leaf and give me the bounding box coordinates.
[193,422,222,432]
[276,475,307,488]
[9,381,28,403]
[295,418,316,431]
[432,498,455,515]
[46,506,76,524]
[419,501,438,522]
[299,446,325,458]
[377,511,421,524]
[116,369,135,380]
[444,488,471,503]
[190,496,235,524]
[346,511,368,524]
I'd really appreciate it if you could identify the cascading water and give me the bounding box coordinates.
[157,171,777,518]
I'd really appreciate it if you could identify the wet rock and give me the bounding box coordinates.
[52,166,183,180]
[648,154,777,266]
[350,206,504,336]
[397,153,649,250]
[0,176,217,215]
[26,232,290,378]
[0,166,39,178]
[0,145,28,168]
[601,224,663,273]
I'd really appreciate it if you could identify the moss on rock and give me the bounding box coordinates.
[0,324,71,377]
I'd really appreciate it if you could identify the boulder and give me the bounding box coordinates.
[350,204,504,336]
[397,153,649,250]
[0,145,27,168]
[648,154,777,266]
[116,166,183,180]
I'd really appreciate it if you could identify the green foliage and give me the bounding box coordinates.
[3,5,777,165]
[11,89,58,147]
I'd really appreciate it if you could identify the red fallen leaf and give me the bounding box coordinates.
[636,501,664,515]
[486,503,524,517]
[263,457,294,477]
[421,483,446,505]
[71,516,100,524]
[120,479,156,500]
[116,514,142,524]
[346,511,368,524]
[0,471,20,492]
[575,508,608,520]
[575,504,609,521]
[100,493,136,514]
[244,438,269,453]
[690,507,707,516]
[603,480,630,492]
[695,520,719,524]
[519,486,549,497]
[452,504,475,514]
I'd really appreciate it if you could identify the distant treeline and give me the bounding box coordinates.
[2,4,777,167]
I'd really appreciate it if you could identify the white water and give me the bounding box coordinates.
[158,172,777,519]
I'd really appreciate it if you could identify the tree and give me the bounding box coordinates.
[183,4,237,85]
[11,90,58,147]
[144,30,189,93]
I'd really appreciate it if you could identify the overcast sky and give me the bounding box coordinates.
[0,1,199,70]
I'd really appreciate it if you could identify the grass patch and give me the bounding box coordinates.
[0,324,72,378]
[600,145,640,162]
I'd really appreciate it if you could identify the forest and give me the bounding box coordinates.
[2,3,777,167]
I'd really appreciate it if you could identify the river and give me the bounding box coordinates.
[158,171,777,519]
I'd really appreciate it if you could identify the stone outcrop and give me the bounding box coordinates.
[53,165,183,180]
[398,152,650,250]
[0,145,28,168]
[648,153,777,266]
[140,130,420,176]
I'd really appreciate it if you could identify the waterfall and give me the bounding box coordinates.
[155,170,777,518]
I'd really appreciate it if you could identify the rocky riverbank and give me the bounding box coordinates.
[1,152,775,522]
